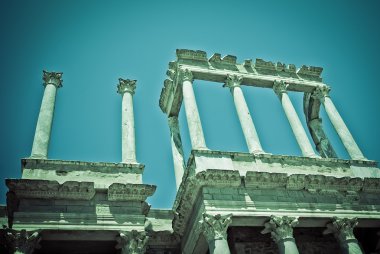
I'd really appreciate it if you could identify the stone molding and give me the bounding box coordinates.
[117,78,137,95]
[261,215,298,243]
[323,217,358,242]
[2,229,41,254]
[198,213,232,242]
[179,69,193,83]
[224,74,243,90]
[6,179,95,200]
[311,85,331,101]
[107,183,156,202]
[116,230,149,254]
[273,79,289,95]
[42,70,63,88]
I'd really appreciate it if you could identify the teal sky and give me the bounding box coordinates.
[1,0,379,208]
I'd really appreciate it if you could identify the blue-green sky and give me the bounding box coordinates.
[1,0,379,208]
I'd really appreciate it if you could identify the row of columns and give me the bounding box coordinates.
[30,72,138,163]
[169,69,366,185]
[197,214,365,254]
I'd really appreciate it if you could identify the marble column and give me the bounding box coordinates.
[224,74,264,154]
[261,215,299,254]
[180,69,207,150]
[312,86,366,160]
[199,213,232,254]
[323,217,363,254]
[273,80,318,157]
[30,71,62,159]
[4,229,41,254]
[117,78,137,163]
[168,116,185,189]
[115,230,149,254]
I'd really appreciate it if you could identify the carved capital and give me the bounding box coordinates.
[116,230,149,254]
[224,74,243,90]
[323,217,358,242]
[261,215,298,243]
[273,80,288,96]
[199,213,232,242]
[311,85,331,101]
[4,229,41,254]
[42,70,63,88]
[179,69,193,83]
[117,78,137,95]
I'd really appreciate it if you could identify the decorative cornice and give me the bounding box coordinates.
[297,65,323,77]
[108,183,156,202]
[3,229,41,254]
[198,213,232,242]
[42,70,63,88]
[273,80,289,95]
[117,78,137,95]
[224,74,243,90]
[245,172,287,189]
[116,230,149,254]
[323,217,358,242]
[311,85,331,101]
[6,179,95,200]
[261,215,298,243]
[179,69,193,83]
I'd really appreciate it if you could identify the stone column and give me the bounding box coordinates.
[4,229,41,254]
[261,215,299,254]
[117,78,137,163]
[30,71,62,159]
[323,217,363,254]
[312,86,366,160]
[199,213,232,254]
[115,230,149,254]
[224,74,264,154]
[180,69,207,150]
[273,80,318,157]
[168,116,186,189]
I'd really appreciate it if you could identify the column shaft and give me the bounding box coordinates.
[181,71,207,150]
[277,238,300,254]
[207,239,231,254]
[322,96,365,160]
[168,116,185,189]
[121,92,136,163]
[274,81,318,157]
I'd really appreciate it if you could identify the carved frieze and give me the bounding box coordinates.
[107,183,156,201]
[245,172,287,189]
[297,65,323,78]
[176,49,208,62]
[6,179,95,200]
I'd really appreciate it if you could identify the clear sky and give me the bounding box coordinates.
[1,0,380,208]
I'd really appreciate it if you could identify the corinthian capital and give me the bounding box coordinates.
[43,70,63,88]
[117,78,137,95]
[323,217,358,242]
[198,213,232,242]
[273,80,288,96]
[311,85,331,101]
[261,215,298,243]
[224,74,243,90]
[179,69,193,83]
[4,229,41,254]
[116,230,149,254]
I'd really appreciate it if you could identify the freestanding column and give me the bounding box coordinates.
[323,217,363,254]
[117,78,137,163]
[261,215,299,254]
[273,80,318,157]
[115,230,148,254]
[168,116,185,189]
[180,69,207,150]
[224,74,264,154]
[312,86,366,160]
[30,71,62,159]
[199,213,232,254]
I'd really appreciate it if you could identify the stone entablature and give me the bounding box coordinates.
[108,183,156,202]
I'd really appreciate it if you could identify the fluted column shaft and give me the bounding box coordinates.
[324,217,363,254]
[261,215,299,254]
[273,80,318,157]
[31,71,62,159]
[312,86,365,160]
[117,79,137,163]
[168,116,185,189]
[181,69,207,150]
[199,213,232,254]
[225,75,264,153]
